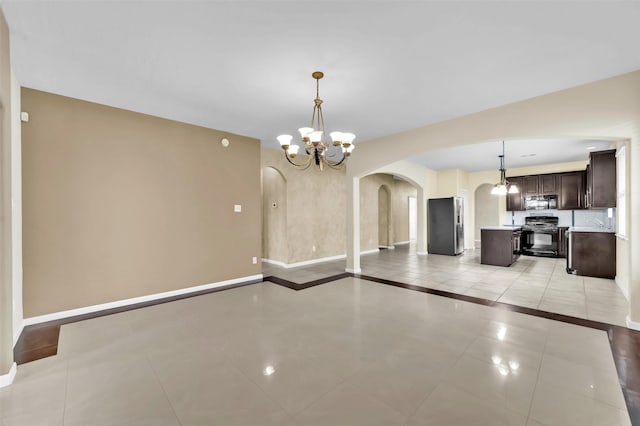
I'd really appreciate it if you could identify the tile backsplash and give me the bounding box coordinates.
[504,208,615,229]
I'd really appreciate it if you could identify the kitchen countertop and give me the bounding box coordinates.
[567,227,615,233]
[481,226,522,231]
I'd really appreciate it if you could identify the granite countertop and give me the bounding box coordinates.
[481,226,523,231]
[567,227,615,233]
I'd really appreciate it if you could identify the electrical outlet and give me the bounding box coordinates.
[234,204,242,213]
[252,257,257,264]
[312,245,316,252]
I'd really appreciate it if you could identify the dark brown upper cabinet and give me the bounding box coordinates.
[523,175,539,195]
[586,149,616,209]
[539,174,558,195]
[558,171,586,210]
[506,176,524,211]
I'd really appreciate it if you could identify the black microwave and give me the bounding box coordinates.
[525,195,558,210]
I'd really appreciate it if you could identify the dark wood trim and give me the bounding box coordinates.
[12,272,640,425]
[265,272,352,290]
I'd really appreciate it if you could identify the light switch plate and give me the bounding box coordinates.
[234,204,242,213]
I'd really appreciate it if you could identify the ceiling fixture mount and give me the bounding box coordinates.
[277,71,355,170]
[491,141,519,195]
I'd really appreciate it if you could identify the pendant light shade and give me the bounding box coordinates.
[492,141,519,196]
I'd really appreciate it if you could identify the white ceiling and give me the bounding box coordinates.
[408,138,614,172]
[2,1,639,172]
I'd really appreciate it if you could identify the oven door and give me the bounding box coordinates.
[521,229,558,256]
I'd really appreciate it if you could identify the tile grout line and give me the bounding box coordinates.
[523,321,552,424]
[61,360,70,426]
[223,356,296,420]
[145,353,184,426]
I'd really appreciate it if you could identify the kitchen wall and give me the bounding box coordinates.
[506,209,614,229]
[434,160,593,249]
[21,88,262,318]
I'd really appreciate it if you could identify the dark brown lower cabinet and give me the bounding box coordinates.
[568,231,616,279]
[481,228,521,267]
[557,227,568,258]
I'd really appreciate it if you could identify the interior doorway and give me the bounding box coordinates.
[474,183,499,248]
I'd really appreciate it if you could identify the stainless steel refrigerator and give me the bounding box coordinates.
[427,197,464,255]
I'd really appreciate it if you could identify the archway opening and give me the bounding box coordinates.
[474,183,500,248]
[261,166,287,263]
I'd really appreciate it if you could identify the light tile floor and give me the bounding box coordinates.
[0,278,630,425]
[263,244,629,327]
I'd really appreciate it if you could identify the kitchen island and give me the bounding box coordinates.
[480,226,522,267]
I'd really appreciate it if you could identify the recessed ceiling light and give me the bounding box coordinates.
[520,153,536,157]
[587,146,597,150]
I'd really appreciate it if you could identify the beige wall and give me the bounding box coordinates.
[21,88,262,317]
[0,8,14,376]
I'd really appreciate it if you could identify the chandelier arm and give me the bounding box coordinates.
[324,152,347,168]
[324,144,340,158]
[284,152,313,170]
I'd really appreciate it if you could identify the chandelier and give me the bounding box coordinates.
[491,141,519,195]
[277,71,355,170]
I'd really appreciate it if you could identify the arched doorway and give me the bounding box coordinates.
[261,166,287,263]
[378,185,391,248]
[474,183,500,248]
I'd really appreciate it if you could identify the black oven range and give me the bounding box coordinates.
[521,216,559,257]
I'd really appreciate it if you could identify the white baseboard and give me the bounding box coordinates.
[394,241,410,246]
[360,249,380,255]
[23,274,263,326]
[263,249,379,269]
[379,245,395,250]
[345,268,362,274]
[0,362,17,388]
[261,258,287,268]
[417,251,428,256]
[267,254,347,269]
[626,317,640,331]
